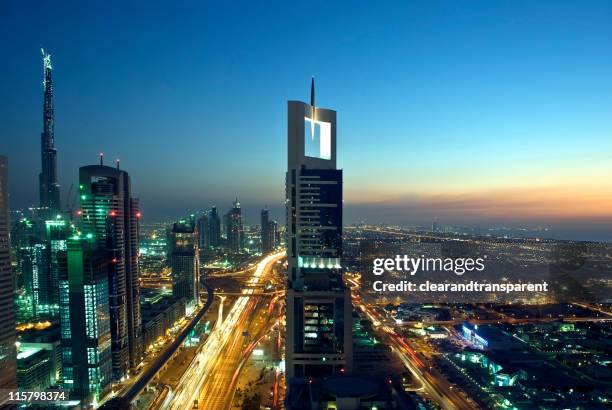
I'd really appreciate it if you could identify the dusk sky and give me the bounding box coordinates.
[1,1,612,241]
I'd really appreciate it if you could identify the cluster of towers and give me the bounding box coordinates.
[0,50,143,404]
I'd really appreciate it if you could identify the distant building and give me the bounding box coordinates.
[208,206,221,248]
[261,208,276,253]
[197,213,210,249]
[141,290,186,351]
[285,80,352,379]
[226,199,243,253]
[0,156,17,392]
[170,220,199,307]
[138,230,167,276]
[60,235,112,401]
[461,323,517,351]
[79,162,142,379]
[10,215,66,320]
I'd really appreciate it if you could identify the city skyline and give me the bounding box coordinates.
[2,1,612,241]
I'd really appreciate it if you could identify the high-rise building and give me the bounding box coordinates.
[285,80,352,379]
[170,220,199,307]
[44,217,70,314]
[261,208,276,253]
[197,213,210,249]
[208,206,221,248]
[226,199,243,253]
[0,156,17,392]
[79,162,141,379]
[60,234,112,401]
[10,215,67,321]
[39,49,60,214]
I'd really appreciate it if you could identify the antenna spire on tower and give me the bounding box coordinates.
[310,76,315,107]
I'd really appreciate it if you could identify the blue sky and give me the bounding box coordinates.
[1,1,612,240]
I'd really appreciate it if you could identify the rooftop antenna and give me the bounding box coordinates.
[99,152,104,166]
[310,76,315,107]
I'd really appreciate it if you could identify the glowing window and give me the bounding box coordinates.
[304,117,331,160]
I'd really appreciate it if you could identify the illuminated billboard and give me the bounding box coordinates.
[304,116,331,160]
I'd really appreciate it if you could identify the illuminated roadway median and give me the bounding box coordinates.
[165,251,286,410]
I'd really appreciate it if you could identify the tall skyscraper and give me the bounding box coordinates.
[79,162,141,379]
[261,208,276,253]
[208,206,221,248]
[60,234,112,401]
[39,49,60,213]
[0,156,17,392]
[226,199,243,253]
[285,80,352,379]
[170,220,199,307]
[197,213,209,249]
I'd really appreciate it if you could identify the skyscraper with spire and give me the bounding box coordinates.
[285,79,352,380]
[39,49,61,213]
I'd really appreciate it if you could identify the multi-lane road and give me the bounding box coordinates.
[161,251,285,410]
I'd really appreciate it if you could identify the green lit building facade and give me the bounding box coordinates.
[60,235,112,401]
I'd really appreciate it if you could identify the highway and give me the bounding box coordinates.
[163,251,285,410]
[348,276,479,410]
[99,281,215,409]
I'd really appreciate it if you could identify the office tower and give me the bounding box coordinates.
[170,220,199,307]
[285,80,352,379]
[11,216,67,321]
[44,217,70,314]
[261,208,276,253]
[197,213,210,249]
[79,162,141,379]
[208,206,221,248]
[39,49,60,213]
[60,235,112,401]
[20,240,48,318]
[0,156,17,391]
[226,199,243,253]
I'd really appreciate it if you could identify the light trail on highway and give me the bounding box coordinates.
[165,251,285,410]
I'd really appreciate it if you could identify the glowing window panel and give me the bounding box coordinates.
[304,117,331,160]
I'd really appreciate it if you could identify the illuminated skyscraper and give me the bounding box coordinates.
[79,161,141,380]
[226,199,243,253]
[170,220,199,307]
[39,49,61,213]
[0,156,17,393]
[60,234,112,401]
[285,80,352,379]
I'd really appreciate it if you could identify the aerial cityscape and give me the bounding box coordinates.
[1,2,612,410]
